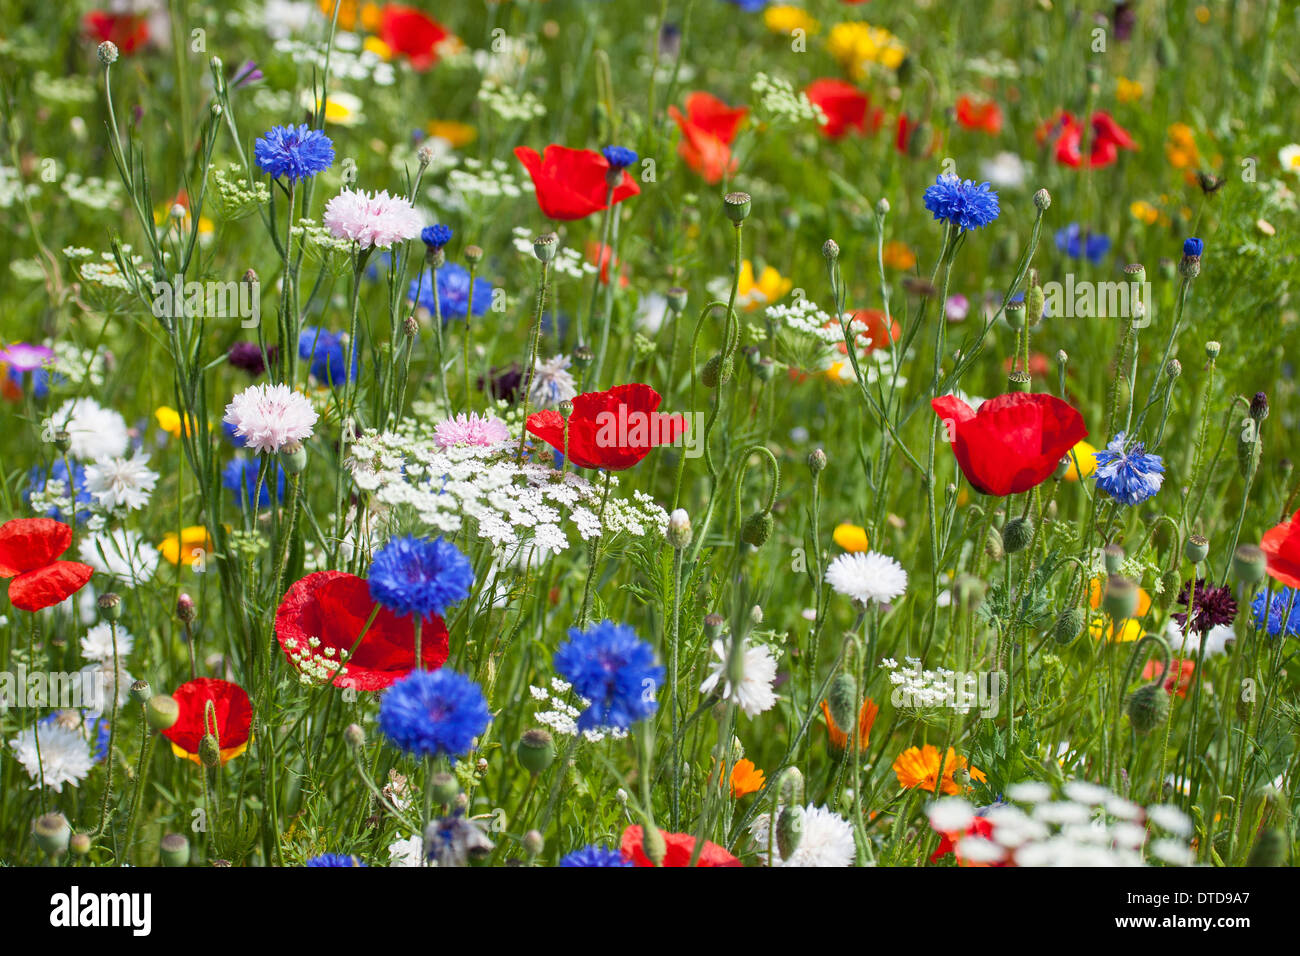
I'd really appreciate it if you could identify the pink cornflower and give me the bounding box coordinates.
[322,188,423,250]
[0,342,55,372]
[434,413,510,449]
[223,383,318,453]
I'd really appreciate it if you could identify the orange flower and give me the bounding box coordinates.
[669,92,748,184]
[721,758,766,797]
[881,240,917,271]
[893,744,987,795]
[821,696,879,753]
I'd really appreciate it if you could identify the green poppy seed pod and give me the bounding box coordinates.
[985,524,1005,562]
[701,353,731,388]
[1007,370,1031,393]
[666,286,688,313]
[199,733,221,768]
[822,239,840,261]
[1123,262,1147,287]
[97,41,119,65]
[557,399,574,419]
[160,833,190,867]
[464,244,484,265]
[666,508,692,550]
[571,345,593,369]
[97,592,122,621]
[430,771,461,805]
[1205,341,1221,359]
[642,824,667,866]
[808,448,827,475]
[1005,299,1026,331]
[777,805,805,860]
[1232,544,1266,584]
[1052,607,1086,645]
[741,510,774,547]
[69,833,92,857]
[827,672,857,732]
[522,829,545,858]
[33,813,71,857]
[53,429,72,453]
[532,232,558,262]
[1033,188,1051,211]
[723,191,751,223]
[343,722,365,751]
[1127,683,1169,734]
[703,613,725,641]
[1184,534,1209,565]
[1102,575,1139,620]
[130,679,152,705]
[1001,517,1033,554]
[517,728,556,775]
[1156,569,1182,610]
[146,694,179,731]
[279,439,309,474]
[1103,543,1125,575]
[1246,829,1286,867]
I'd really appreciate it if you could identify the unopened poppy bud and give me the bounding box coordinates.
[1250,392,1269,422]
[984,524,1004,562]
[1103,576,1139,620]
[279,439,309,474]
[703,613,725,641]
[532,232,558,262]
[777,805,805,860]
[1025,274,1045,325]
[666,286,687,312]
[429,771,460,805]
[1001,517,1033,554]
[176,593,197,623]
[69,833,92,857]
[1127,683,1169,734]
[517,728,555,775]
[1184,534,1209,564]
[808,448,827,475]
[97,41,119,65]
[1033,188,1051,211]
[522,829,545,857]
[1232,544,1266,583]
[667,508,692,549]
[741,510,773,547]
[146,694,179,731]
[723,191,751,223]
[701,353,731,388]
[199,733,221,768]
[160,833,190,867]
[1103,543,1125,574]
[1052,607,1086,645]
[827,672,857,731]
[97,592,122,621]
[1155,569,1182,611]
[642,824,667,865]
[344,722,365,751]
[130,679,152,704]
[33,813,71,856]
[822,239,840,261]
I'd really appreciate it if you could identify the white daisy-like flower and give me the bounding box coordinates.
[388,833,425,867]
[9,724,93,792]
[223,383,318,453]
[84,454,158,511]
[322,188,423,249]
[1164,618,1233,658]
[926,797,975,834]
[1279,143,1300,176]
[80,621,134,663]
[1146,804,1192,837]
[749,803,856,867]
[51,397,129,460]
[979,151,1028,189]
[528,354,577,409]
[78,528,159,584]
[698,638,778,717]
[824,550,908,604]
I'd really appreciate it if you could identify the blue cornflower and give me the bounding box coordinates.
[408,264,494,320]
[553,620,663,731]
[368,535,474,618]
[221,419,248,448]
[25,460,92,524]
[922,174,1000,231]
[222,458,286,509]
[1093,432,1165,505]
[1055,223,1111,264]
[1183,237,1204,257]
[724,0,769,10]
[298,326,358,386]
[559,845,633,867]
[421,223,453,250]
[1251,588,1300,637]
[254,124,335,183]
[305,853,366,867]
[602,146,638,170]
[379,669,491,759]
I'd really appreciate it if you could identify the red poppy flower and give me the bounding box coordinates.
[930,393,1088,497]
[1143,657,1196,698]
[669,92,748,184]
[161,678,253,765]
[0,518,94,612]
[805,79,882,139]
[1040,110,1136,168]
[833,309,900,356]
[955,95,1003,135]
[513,145,639,221]
[526,384,686,471]
[930,815,1007,866]
[83,11,150,54]
[275,570,449,691]
[379,5,449,71]
[1261,509,1300,588]
[586,242,629,287]
[895,113,941,157]
[620,825,741,867]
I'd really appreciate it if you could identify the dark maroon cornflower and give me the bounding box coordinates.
[477,363,523,405]
[1172,578,1238,634]
[227,341,276,377]
[1111,2,1136,41]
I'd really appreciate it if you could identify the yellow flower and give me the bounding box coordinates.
[1090,616,1146,643]
[1129,200,1160,225]
[1164,123,1201,170]
[426,120,478,148]
[828,21,907,77]
[303,91,365,126]
[721,759,766,797]
[154,405,197,438]
[735,260,792,311]
[833,523,870,552]
[764,5,818,36]
[362,36,392,59]
[1194,5,1210,24]
[1116,76,1143,104]
[882,240,916,271]
[893,745,986,795]
[160,526,214,567]
[1062,440,1097,481]
[1088,576,1153,617]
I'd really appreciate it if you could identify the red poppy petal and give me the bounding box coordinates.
[162,677,252,756]
[0,517,73,576]
[7,562,94,612]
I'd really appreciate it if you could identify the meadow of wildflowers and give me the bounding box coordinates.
[0,0,1298,886]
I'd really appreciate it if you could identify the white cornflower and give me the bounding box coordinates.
[78,528,159,584]
[223,383,318,453]
[1146,804,1192,837]
[698,638,778,717]
[926,797,975,835]
[528,354,576,409]
[388,833,425,867]
[749,804,855,867]
[51,397,129,460]
[824,550,908,604]
[979,151,1028,190]
[84,454,158,511]
[9,724,93,792]
[322,188,423,249]
[80,621,134,663]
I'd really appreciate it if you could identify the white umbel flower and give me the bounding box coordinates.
[749,803,855,867]
[84,454,159,511]
[52,397,129,460]
[825,550,908,604]
[698,639,778,717]
[9,724,93,792]
[223,383,318,453]
[80,621,134,663]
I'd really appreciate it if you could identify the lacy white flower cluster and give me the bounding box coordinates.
[511,227,595,280]
[282,634,349,687]
[439,157,528,207]
[210,165,271,219]
[273,34,397,85]
[0,164,40,208]
[347,429,668,555]
[61,173,122,209]
[477,78,546,122]
[24,335,109,390]
[70,246,149,293]
[927,779,1196,866]
[751,72,825,127]
[882,656,982,713]
[765,298,838,343]
[529,675,627,743]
